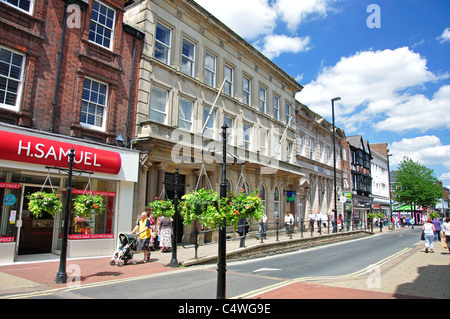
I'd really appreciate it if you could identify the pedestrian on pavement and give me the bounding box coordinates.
[284,210,294,237]
[308,210,315,232]
[422,218,436,253]
[410,217,415,230]
[442,217,450,253]
[256,213,267,240]
[158,215,173,253]
[338,214,343,232]
[432,217,442,242]
[131,212,152,262]
[148,212,157,251]
[317,211,323,234]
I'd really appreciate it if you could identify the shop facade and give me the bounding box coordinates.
[0,125,139,264]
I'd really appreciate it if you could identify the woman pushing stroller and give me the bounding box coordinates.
[131,212,152,263]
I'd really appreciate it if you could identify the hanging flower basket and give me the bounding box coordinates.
[148,198,175,218]
[180,189,221,228]
[180,188,265,230]
[73,194,105,219]
[228,189,265,228]
[27,191,62,218]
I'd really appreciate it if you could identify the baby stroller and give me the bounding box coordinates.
[110,233,137,267]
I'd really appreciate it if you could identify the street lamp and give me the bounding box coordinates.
[331,97,341,233]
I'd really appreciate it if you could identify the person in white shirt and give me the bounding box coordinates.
[422,218,436,253]
[442,217,450,254]
[317,212,323,233]
[284,211,294,236]
[256,213,268,240]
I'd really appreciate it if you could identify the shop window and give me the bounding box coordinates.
[68,177,116,238]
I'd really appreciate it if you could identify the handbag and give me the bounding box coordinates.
[420,231,425,241]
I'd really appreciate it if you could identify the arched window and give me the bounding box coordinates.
[274,187,280,218]
[259,185,266,213]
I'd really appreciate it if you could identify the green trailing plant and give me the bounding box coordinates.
[148,198,175,218]
[73,194,105,218]
[27,190,62,218]
[180,188,265,230]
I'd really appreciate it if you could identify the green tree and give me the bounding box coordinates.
[393,157,443,210]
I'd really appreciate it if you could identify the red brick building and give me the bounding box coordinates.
[0,0,144,263]
[0,0,143,144]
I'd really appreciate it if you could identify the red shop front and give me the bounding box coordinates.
[0,125,139,264]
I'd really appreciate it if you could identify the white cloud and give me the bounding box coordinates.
[375,85,450,133]
[275,0,332,31]
[296,47,448,134]
[389,135,450,168]
[254,34,311,59]
[194,0,336,53]
[389,135,450,186]
[437,27,450,43]
[194,0,277,40]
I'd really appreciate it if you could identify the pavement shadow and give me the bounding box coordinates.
[81,271,123,282]
[394,264,450,299]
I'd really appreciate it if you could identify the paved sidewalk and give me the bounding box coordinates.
[0,226,448,299]
[249,233,450,299]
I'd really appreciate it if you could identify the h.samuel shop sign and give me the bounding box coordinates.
[0,130,121,175]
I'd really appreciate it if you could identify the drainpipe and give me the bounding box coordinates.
[51,0,88,133]
[123,23,144,148]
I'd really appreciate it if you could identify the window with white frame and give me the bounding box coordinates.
[204,52,216,87]
[224,65,234,97]
[319,143,324,162]
[2,0,34,14]
[0,47,25,111]
[203,106,215,139]
[243,123,251,150]
[273,95,279,120]
[286,103,292,126]
[299,135,305,155]
[150,86,168,124]
[259,86,266,114]
[259,128,268,155]
[273,134,281,159]
[260,185,266,213]
[243,76,251,106]
[154,23,171,64]
[181,38,195,76]
[326,147,331,165]
[89,1,116,50]
[178,97,193,131]
[286,141,293,161]
[309,139,314,159]
[80,78,108,130]
[274,187,280,217]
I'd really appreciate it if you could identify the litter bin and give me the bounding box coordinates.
[388,222,393,230]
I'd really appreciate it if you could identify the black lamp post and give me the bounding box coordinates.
[331,97,341,234]
[217,123,228,299]
[56,148,75,284]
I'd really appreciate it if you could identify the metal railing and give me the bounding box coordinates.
[180,218,380,259]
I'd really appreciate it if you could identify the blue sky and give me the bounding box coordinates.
[195,0,450,187]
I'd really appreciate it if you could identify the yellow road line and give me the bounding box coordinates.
[233,248,412,299]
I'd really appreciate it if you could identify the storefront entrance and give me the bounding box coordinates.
[18,186,56,255]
